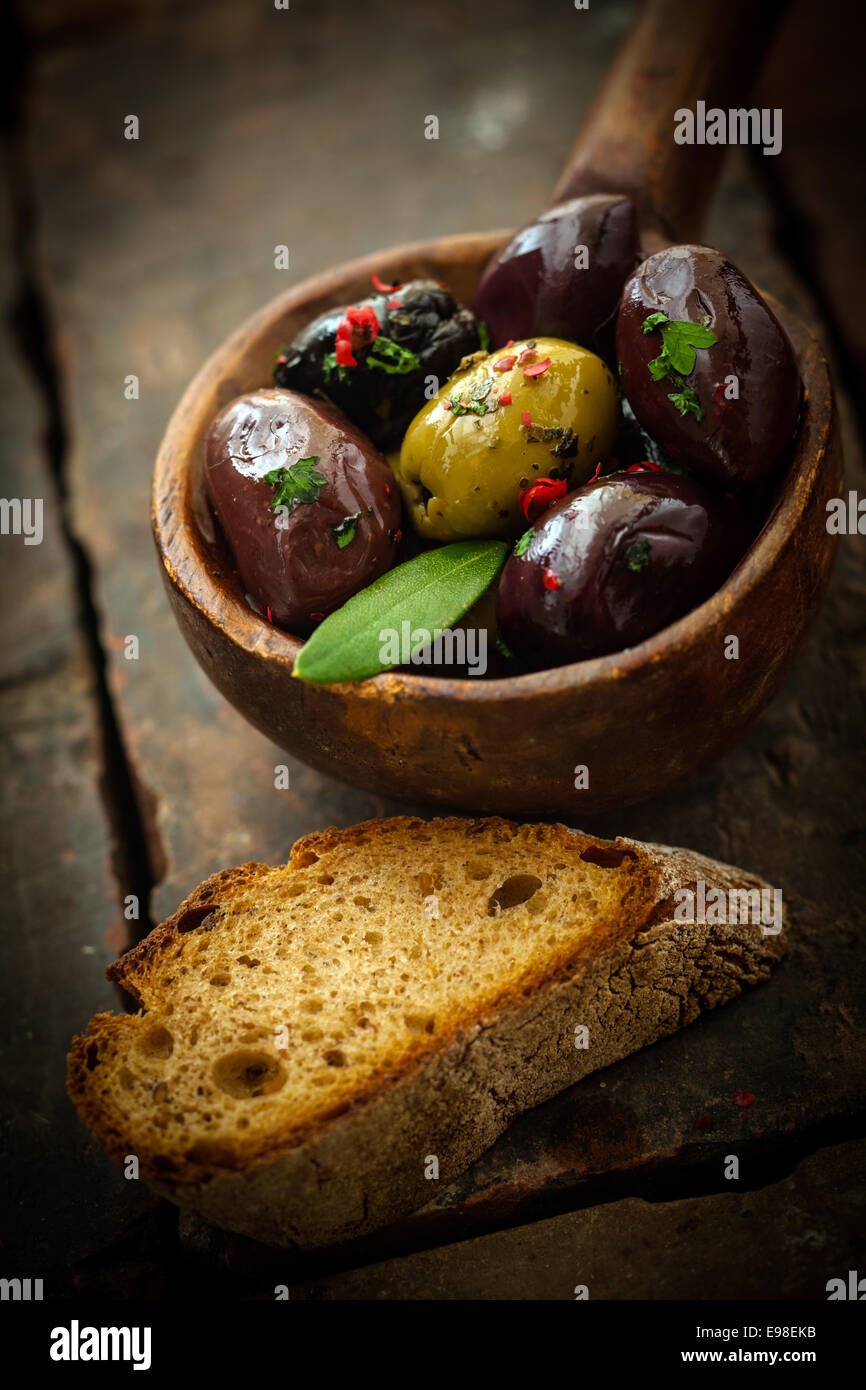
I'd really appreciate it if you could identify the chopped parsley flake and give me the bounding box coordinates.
[514,528,533,557]
[449,387,495,417]
[641,312,717,420]
[322,352,352,385]
[626,539,652,572]
[264,457,327,510]
[332,509,371,548]
[365,335,419,374]
[667,385,703,420]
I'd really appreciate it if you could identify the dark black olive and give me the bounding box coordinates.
[496,471,750,665]
[617,245,800,488]
[274,280,482,450]
[471,194,639,359]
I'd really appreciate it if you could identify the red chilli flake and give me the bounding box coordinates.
[521,411,532,429]
[505,339,514,348]
[523,356,551,379]
[494,355,517,371]
[337,304,379,339]
[387,297,402,309]
[517,347,536,365]
[266,606,273,623]
[498,390,512,405]
[347,304,379,336]
[542,567,561,591]
[696,1113,712,1131]
[520,477,568,522]
[734,1088,756,1108]
[335,337,357,367]
[334,304,380,367]
[372,272,403,294]
[309,612,325,622]
[588,461,603,483]
[623,460,664,473]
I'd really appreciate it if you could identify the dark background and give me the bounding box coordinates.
[1,0,864,1299]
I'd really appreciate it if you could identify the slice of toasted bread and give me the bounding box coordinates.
[68,816,784,1248]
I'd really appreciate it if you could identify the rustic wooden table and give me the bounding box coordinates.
[1,0,864,1299]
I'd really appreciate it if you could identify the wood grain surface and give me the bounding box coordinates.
[2,0,864,1297]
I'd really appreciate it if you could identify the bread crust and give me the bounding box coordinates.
[67,819,785,1248]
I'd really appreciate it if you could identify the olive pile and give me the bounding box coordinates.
[203,197,801,671]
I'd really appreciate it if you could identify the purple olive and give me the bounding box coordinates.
[204,389,401,633]
[496,470,750,664]
[617,245,800,488]
[472,194,639,357]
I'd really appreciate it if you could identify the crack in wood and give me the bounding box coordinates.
[2,19,165,957]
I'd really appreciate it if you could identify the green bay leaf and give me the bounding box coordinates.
[294,540,508,684]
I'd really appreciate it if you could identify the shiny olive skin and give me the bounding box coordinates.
[472,194,639,358]
[615,396,684,474]
[496,470,750,664]
[617,244,800,488]
[204,389,401,633]
[394,337,618,541]
[274,280,481,451]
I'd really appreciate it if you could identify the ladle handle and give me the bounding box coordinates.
[553,0,789,242]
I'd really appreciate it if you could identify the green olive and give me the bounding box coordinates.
[392,337,618,540]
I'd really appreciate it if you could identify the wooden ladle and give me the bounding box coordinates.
[152,0,841,817]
